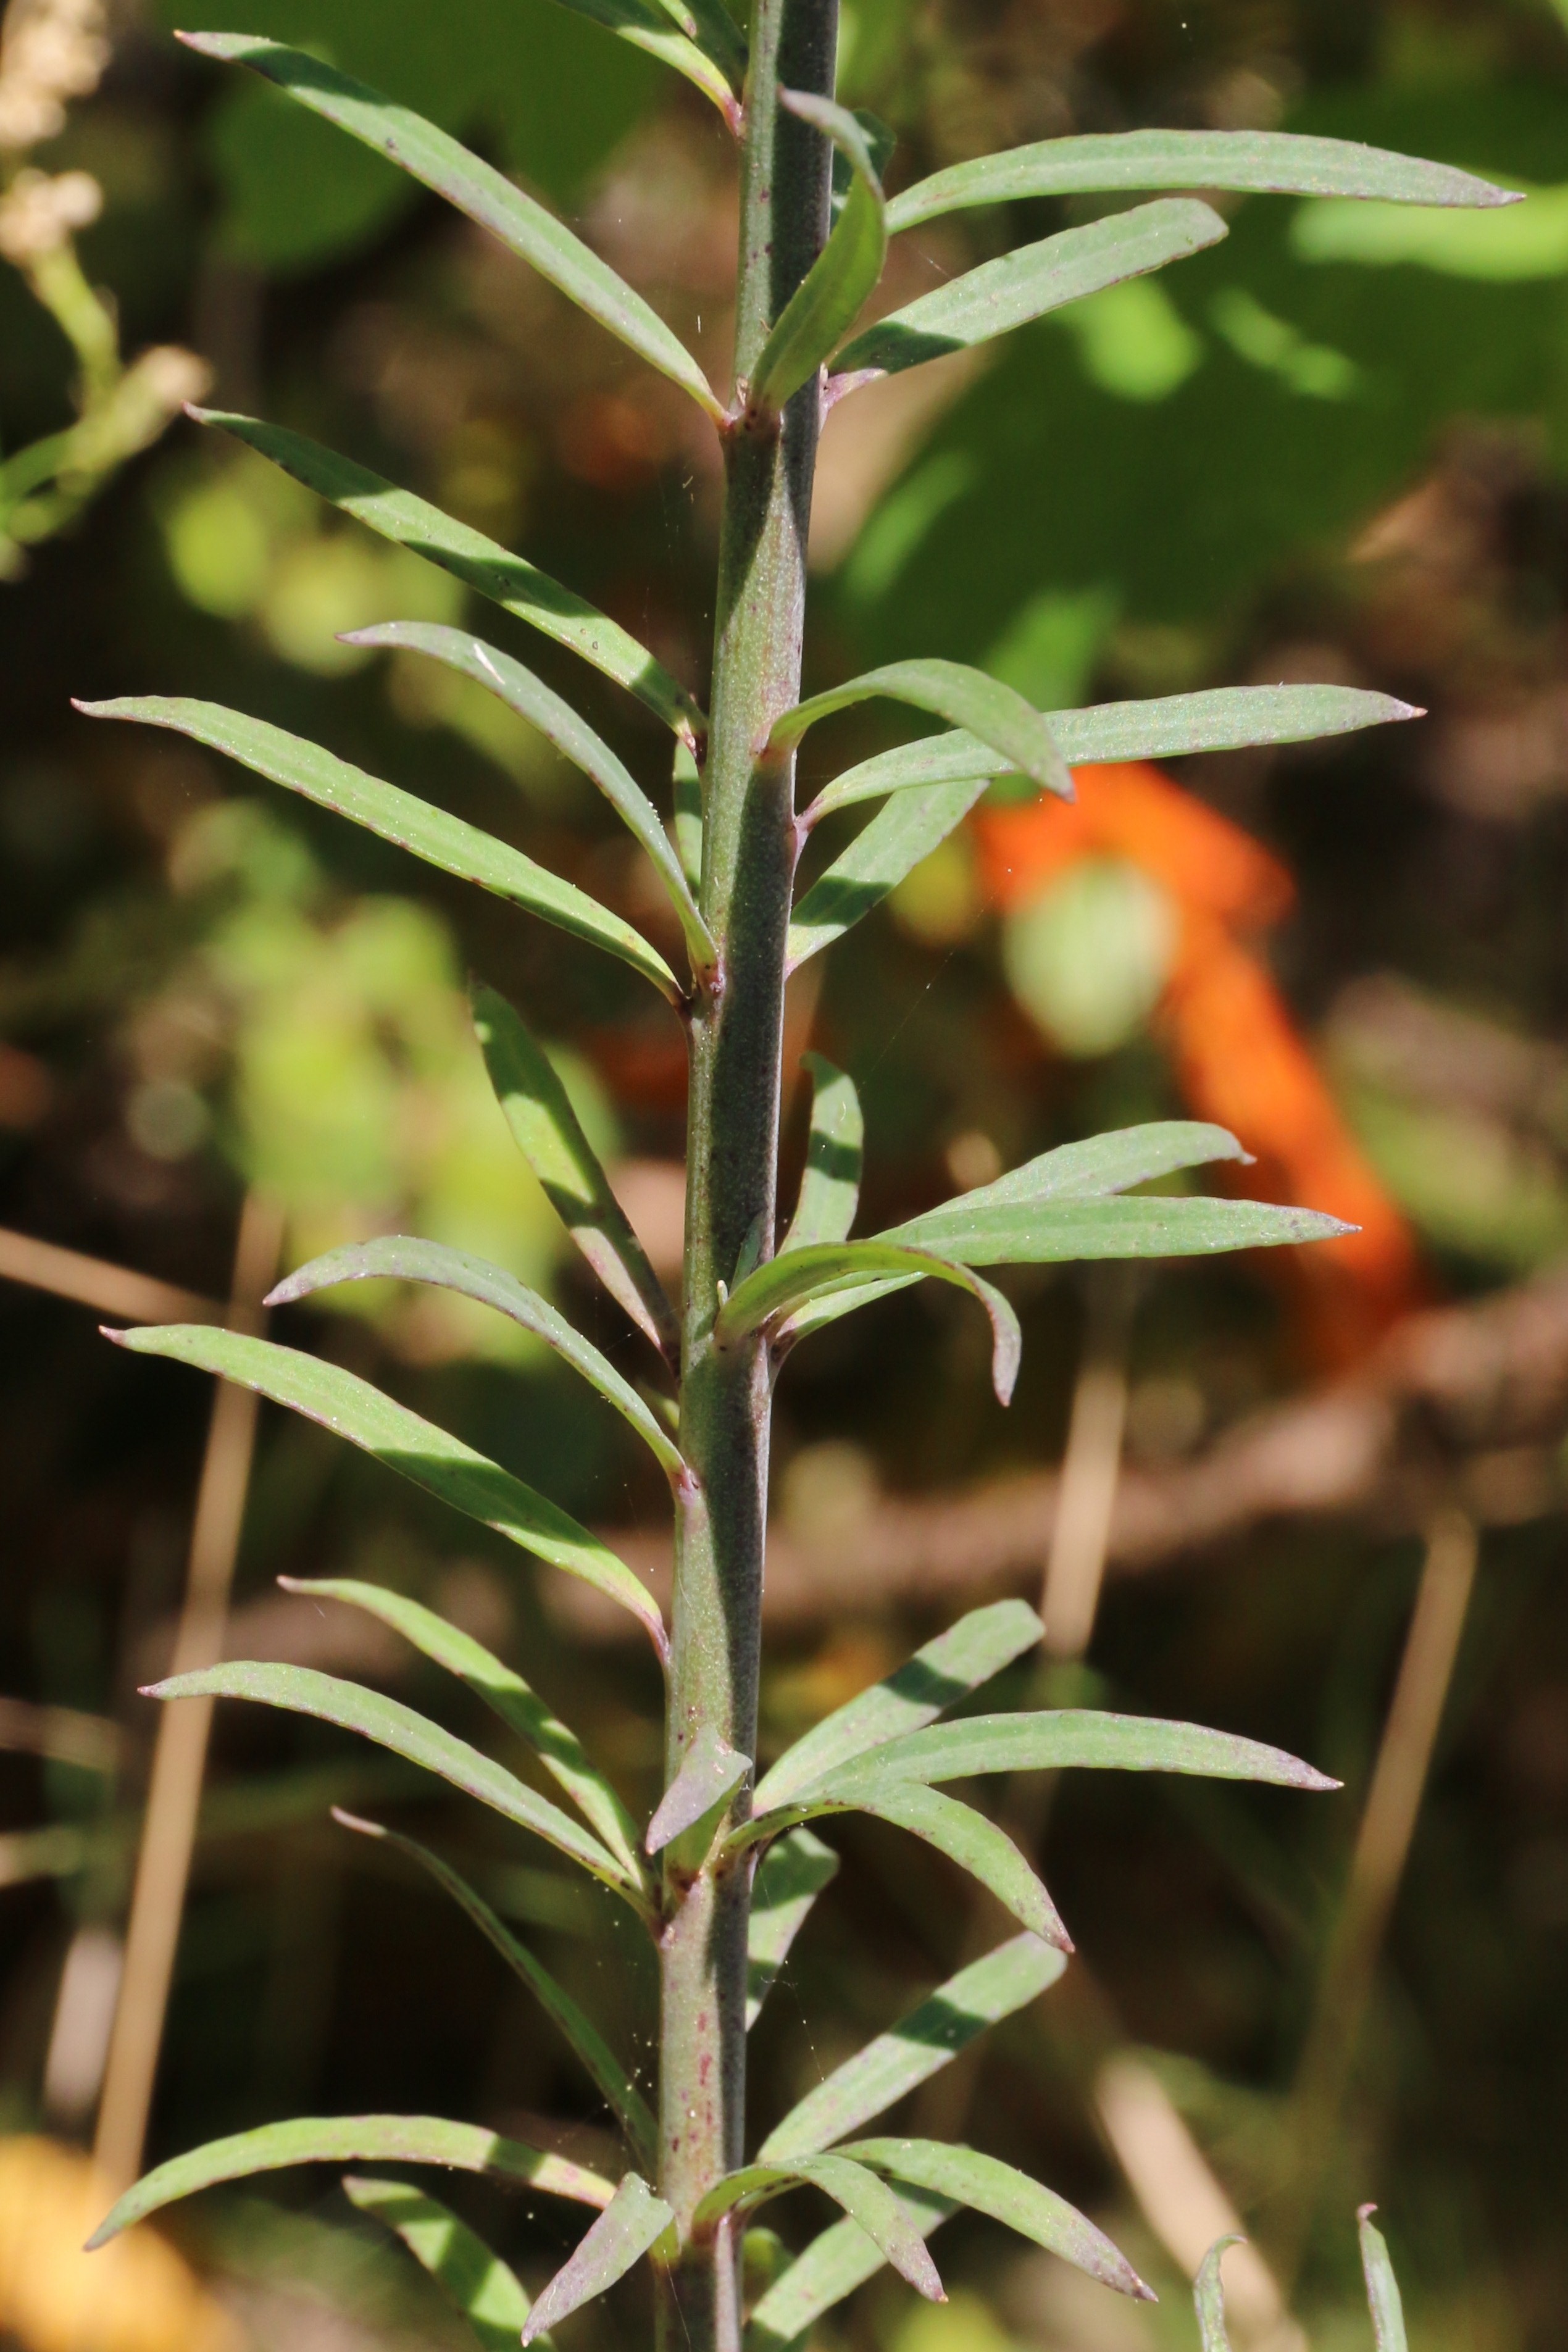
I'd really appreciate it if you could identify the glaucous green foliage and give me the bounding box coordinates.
[85,7,1512,2345]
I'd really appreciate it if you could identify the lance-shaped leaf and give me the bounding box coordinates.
[761,1933,1065,2160]
[149,1662,643,1901]
[913,1122,1249,1216]
[841,2140,1152,2299]
[807,685,1423,819]
[733,1779,1069,1950]
[88,2114,614,2248]
[717,1240,1020,1406]
[646,1726,751,1854]
[194,411,703,742]
[336,1815,655,2159]
[522,2172,674,2344]
[344,624,715,975]
[282,1577,646,1881]
[748,95,888,414]
[1194,2235,1242,2352]
[818,1709,1338,1793]
[180,41,724,422]
[76,699,680,1004]
[744,2187,956,2352]
[832,197,1227,382]
[344,2177,544,2352]
[112,1324,667,1654]
[770,659,1069,798]
[886,127,1520,234]
[538,0,738,125]
[474,987,680,1364]
[748,1828,840,2027]
[755,1600,1042,1812]
[673,741,703,891]
[881,1191,1354,1266]
[788,775,990,970]
[782,1056,862,1253]
[777,1133,1280,1346]
[695,2156,943,2303]
[1359,2207,1409,2352]
[270,1238,684,1480]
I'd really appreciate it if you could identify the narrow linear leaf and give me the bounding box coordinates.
[88,2114,614,2248]
[735,1779,1069,1950]
[673,740,703,892]
[112,1323,667,1654]
[808,686,1423,819]
[270,1238,684,1480]
[782,1055,863,1253]
[646,1725,751,1853]
[749,94,887,413]
[748,1828,840,2027]
[474,986,680,1364]
[827,1783,1069,1950]
[653,0,748,86]
[771,659,1069,798]
[345,624,715,974]
[744,2188,956,2352]
[280,1575,646,1881]
[344,2177,543,2352]
[537,0,738,123]
[522,2173,674,2345]
[1358,2207,1409,2352]
[788,775,990,971]
[193,411,704,742]
[179,40,724,420]
[149,1661,639,1899]
[832,111,898,219]
[841,2140,1152,2300]
[754,1600,1043,1812]
[886,127,1520,234]
[697,2158,943,2303]
[912,1123,1249,1219]
[761,1932,1065,2160]
[75,699,680,1004]
[780,1125,1264,1339]
[335,1816,655,2161]
[1193,2236,1243,2352]
[880,1192,1354,1266]
[827,1710,1338,1793]
[833,197,1227,382]
[777,1270,926,1349]
[719,1240,1020,1406]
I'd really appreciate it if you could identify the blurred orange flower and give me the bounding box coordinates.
[975,761,1424,1363]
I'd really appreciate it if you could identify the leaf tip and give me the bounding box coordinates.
[98,1324,128,1346]
[331,1806,384,1838]
[1357,2201,1378,2224]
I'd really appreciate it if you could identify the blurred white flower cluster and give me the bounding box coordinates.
[0,159,98,260]
[0,0,108,151]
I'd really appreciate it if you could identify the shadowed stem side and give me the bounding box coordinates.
[657,7,838,2350]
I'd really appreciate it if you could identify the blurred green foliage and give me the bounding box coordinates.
[152,0,658,269]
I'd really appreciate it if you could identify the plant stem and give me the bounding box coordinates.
[657,7,837,2346]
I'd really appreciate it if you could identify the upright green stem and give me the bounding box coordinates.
[657,7,837,2347]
